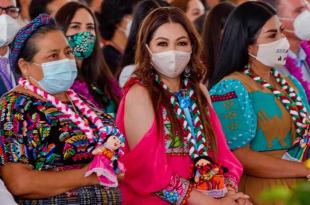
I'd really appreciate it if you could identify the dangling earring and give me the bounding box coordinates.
[184,67,191,78]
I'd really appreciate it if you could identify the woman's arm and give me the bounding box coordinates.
[233,146,309,178]
[1,163,98,199]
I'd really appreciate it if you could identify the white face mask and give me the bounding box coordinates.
[293,9,310,40]
[147,45,191,78]
[0,14,21,47]
[249,38,290,67]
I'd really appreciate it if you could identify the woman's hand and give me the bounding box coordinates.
[226,190,252,205]
[217,192,251,205]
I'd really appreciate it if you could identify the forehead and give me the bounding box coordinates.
[260,15,281,32]
[152,22,189,40]
[71,8,94,23]
[35,30,69,51]
[0,0,16,7]
[277,0,305,14]
[188,0,204,9]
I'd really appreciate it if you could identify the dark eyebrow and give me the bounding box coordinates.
[69,22,81,25]
[264,29,278,33]
[155,37,168,41]
[176,36,189,41]
[46,49,59,53]
[86,23,95,26]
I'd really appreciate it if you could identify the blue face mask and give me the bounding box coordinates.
[33,58,77,94]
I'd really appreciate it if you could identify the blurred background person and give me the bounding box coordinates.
[16,0,30,25]
[119,0,170,88]
[98,0,133,76]
[0,0,21,96]
[202,1,235,85]
[29,0,70,19]
[56,2,120,118]
[83,0,102,13]
[260,0,310,103]
[170,0,205,23]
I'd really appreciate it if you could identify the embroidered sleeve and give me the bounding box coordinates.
[0,93,32,166]
[156,175,192,205]
[224,173,239,192]
[210,80,257,150]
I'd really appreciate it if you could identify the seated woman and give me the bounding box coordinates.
[208,2,310,204]
[0,14,124,204]
[116,7,250,205]
[55,2,120,118]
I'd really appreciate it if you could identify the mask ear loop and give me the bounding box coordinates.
[145,44,153,55]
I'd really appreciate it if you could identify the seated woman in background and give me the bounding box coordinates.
[0,14,123,204]
[98,0,133,76]
[55,2,120,118]
[209,2,310,204]
[119,0,170,87]
[201,1,235,85]
[170,0,205,23]
[117,7,251,205]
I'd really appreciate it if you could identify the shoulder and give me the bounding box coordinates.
[210,78,248,97]
[125,84,153,113]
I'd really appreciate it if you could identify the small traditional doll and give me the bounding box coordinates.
[192,156,228,198]
[85,135,125,187]
[285,123,310,162]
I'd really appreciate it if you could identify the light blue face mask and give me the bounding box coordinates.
[33,58,78,94]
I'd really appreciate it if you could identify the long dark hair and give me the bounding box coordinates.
[202,2,235,84]
[209,1,276,88]
[135,7,217,154]
[55,2,120,106]
[120,0,170,69]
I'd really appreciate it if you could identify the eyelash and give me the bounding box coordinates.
[157,41,189,47]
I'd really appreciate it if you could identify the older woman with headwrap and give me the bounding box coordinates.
[0,14,124,205]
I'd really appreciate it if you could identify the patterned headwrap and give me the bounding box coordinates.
[9,14,56,72]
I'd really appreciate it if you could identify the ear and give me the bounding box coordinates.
[18,58,31,78]
[248,44,257,57]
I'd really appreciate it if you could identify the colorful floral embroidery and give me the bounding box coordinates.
[163,108,189,155]
[156,175,191,205]
[0,91,116,171]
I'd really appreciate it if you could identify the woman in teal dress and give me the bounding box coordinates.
[208,2,310,205]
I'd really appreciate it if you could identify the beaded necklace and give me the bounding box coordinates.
[155,75,208,160]
[19,78,125,157]
[244,68,310,139]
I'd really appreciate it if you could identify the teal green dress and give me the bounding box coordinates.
[209,72,309,205]
[210,72,310,152]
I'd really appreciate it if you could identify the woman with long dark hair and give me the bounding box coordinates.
[55,2,120,118]
[116,7,250,205]
[209,2,310,204]
[201,2,235,84]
